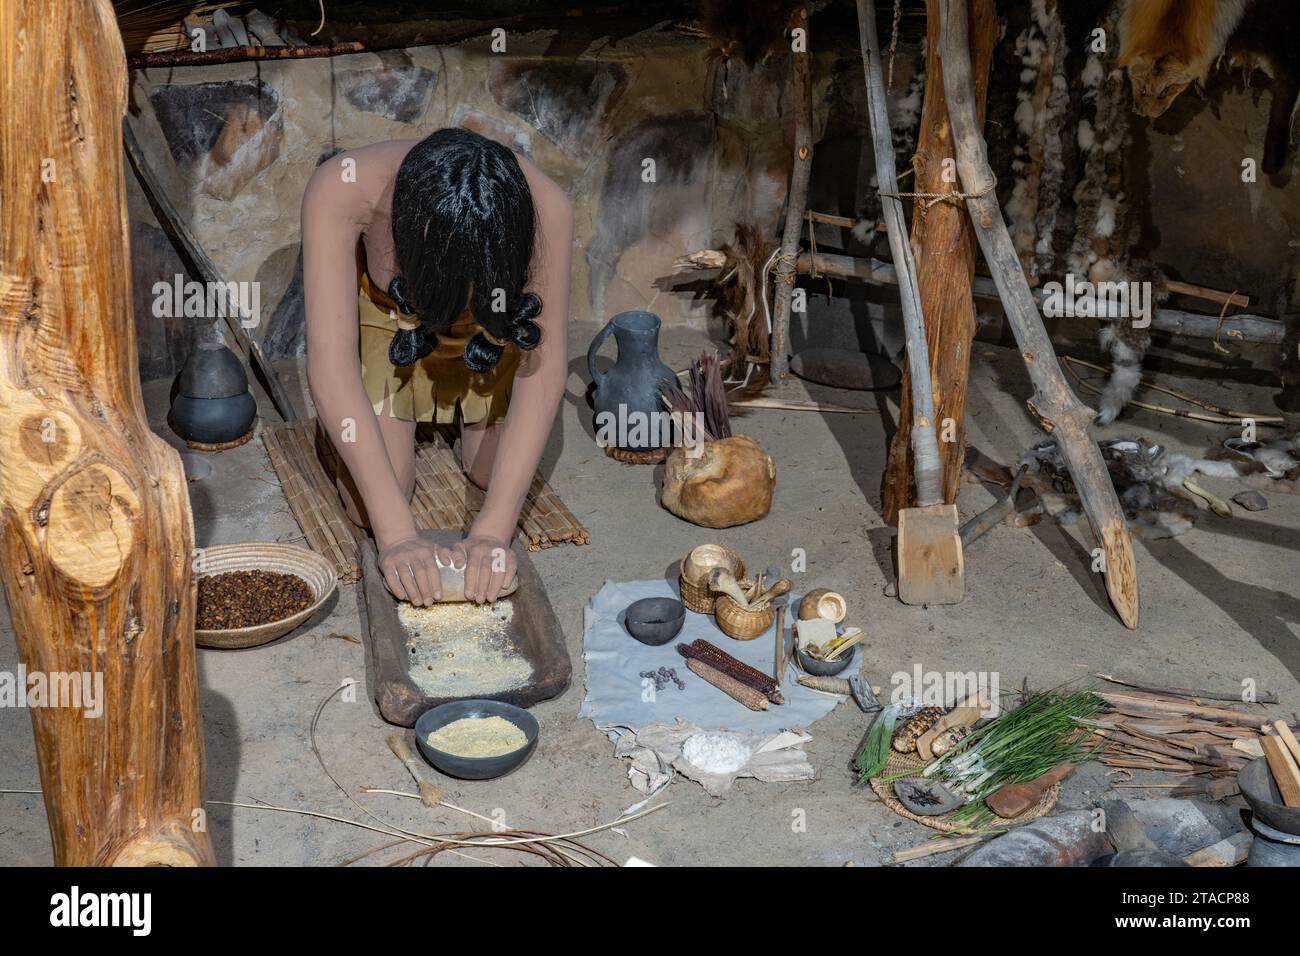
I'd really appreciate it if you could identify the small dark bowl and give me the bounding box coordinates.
[797,642,856,677]
[624,597,685,645]
[414,699,539,781]
[1239,755,1300,836]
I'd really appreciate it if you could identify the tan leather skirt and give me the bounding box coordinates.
[357,269,518,424]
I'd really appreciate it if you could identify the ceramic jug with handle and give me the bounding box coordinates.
[586,311,678,449]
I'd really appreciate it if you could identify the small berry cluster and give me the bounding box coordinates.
[640,667,685,692]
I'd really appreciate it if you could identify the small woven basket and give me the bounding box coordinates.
[869,749,1061,833]
[714,594,775,641]
[195,542,337,649]
[678,544,744,614]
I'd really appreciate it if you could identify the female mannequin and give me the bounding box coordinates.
[302,129,572,604]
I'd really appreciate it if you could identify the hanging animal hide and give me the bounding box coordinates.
[1003,0,1070,285]
[715,223,772,380]
[1118,0,1297,174]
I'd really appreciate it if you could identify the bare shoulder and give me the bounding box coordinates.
[517,154,572,220]
[303,139,418,219]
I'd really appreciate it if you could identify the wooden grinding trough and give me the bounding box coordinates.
[360,530,571,727]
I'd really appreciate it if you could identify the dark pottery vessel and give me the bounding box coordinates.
[623,597,685,645]
[587,311,677,450]
[414,699,539,780]
[168,342,257,444]
[796,642,856,677]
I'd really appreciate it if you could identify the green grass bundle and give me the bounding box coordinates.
[925,688,1107,828]
[852,702,907,782]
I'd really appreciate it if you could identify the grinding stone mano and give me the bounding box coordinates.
[418,551,519,603]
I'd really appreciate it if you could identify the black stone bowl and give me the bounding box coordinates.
[414,699,539,781]
[797,642,856,677]
[1239,755,1300,836]
[623,597,685,645]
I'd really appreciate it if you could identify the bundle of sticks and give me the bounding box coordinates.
[660,352,732,444]
[1079,674,1292,778]
[677,639,784,711]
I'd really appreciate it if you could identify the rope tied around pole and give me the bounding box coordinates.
[774,251,801,284]
[878,170,998,211]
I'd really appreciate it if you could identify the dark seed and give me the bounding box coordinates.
[196,570,313,630]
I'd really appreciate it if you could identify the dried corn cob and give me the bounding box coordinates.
[691,639,781,696]
[681,639,784,704]
[685,659,768,711]
[797,675,853,694]
[929,723,972,758]
[892,706,947,753]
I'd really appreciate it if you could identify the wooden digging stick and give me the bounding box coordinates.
[122,121,299,423]
[769,2,813,382]
[937,0,1139,628]
[0,0,214,865]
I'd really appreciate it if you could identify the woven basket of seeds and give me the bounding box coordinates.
[195,542,337,649]
[869,748,1060,833]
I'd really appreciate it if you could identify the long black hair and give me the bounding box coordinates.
[387,128,542,372]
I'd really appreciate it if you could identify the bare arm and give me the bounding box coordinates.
[302,149,441,603]
[461,170,573,597]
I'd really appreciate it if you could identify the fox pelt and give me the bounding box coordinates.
[1118,0,1298,174]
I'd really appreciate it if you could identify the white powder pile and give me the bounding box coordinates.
[681,733,751,774]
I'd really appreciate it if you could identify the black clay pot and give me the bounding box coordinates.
[177,341,248,398]
[168,342,257,444]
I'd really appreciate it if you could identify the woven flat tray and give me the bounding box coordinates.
[869,749,1060,833]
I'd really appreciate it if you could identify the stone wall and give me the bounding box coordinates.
[125,27,800,380]
[124,11,1300,396]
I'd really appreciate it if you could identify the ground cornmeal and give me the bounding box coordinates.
[426,715,528,758]
[399,599,531,697]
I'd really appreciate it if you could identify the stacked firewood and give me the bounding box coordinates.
[1080,676,1290,778]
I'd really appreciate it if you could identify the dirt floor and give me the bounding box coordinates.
[3,324,1298,866]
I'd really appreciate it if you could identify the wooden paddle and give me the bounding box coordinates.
[986,762,1077,819]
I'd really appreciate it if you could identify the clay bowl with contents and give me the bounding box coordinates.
[194,543,337,649]
[797,642,856,677]
[415,699,539,780]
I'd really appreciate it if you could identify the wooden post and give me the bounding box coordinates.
[882,0,997,522]
[770,3,813,383]
[0,0,214,864]
[938,0,1139,628]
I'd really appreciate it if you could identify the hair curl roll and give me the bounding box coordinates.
[464,292,543,372]
[386,276,440,367]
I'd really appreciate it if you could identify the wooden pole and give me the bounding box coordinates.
[882,0,997,522]
[791,251,1288,344]
[938,0,1139,628]
[0,0,214,864]
[123,122,299,423]
[769,3,813,382]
